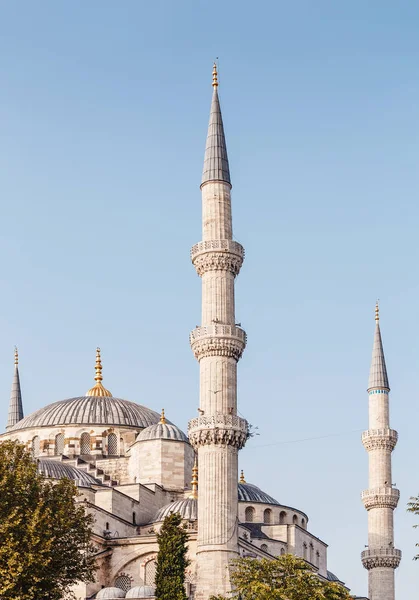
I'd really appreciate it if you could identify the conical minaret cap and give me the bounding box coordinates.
[368,302,390,391]
[201,62,231,187]
[6,347,24,429]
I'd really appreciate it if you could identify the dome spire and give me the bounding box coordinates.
[189,457,198,499]
[160,408,167,424]
[86,348,112,397]
[6,346,24,429]
[239,469,246,484]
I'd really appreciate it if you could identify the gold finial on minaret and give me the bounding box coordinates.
[160,408,167,424]
[86,347,112,397]
[189,457,198,499]
[212,61,218,88]
[375,300,380,323]
[239,469,246,484]
[14,346,18,366]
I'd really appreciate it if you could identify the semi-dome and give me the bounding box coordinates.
[154,497,197,522]
[96,588,126,599]
[238,482,280,505]
[38,459,102,487]
[136,409,188,442]
[126,586,155,598]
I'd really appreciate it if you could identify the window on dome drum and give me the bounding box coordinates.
[245,506,255,523]
[31,436,40,457]
[279,510,287,524]
[115,576,132,592]
[80,433,91,455]
[260,544,268,553]
[55,433,64,456]
[263,508,272,524]
[303,543,308,560]
[301,517,306,529]
[292,514,298,525]
[107,433,118,455]
[145,559,157,586]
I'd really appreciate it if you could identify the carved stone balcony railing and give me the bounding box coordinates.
[362,429,398,452]
[361,547,402,570]
[191,239,244,276]
[361,487,400,510]
[188,413,248,450]
[190,325,247,361]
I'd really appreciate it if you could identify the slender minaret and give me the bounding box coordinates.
[6,347,24,429]
[361,304,401,600]
[188,64,248,599]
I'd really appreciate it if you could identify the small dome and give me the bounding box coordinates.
[238,482,280,505]
[136,412,188,442]
[126,586,155,598]
[38,459,102,487]
[96,588,126,599]
[154,498,197,522]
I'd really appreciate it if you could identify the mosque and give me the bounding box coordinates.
[1,66,398,600]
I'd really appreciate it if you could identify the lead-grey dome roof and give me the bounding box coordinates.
[238,483,280,505]
[126,586,155,598]
[154,498,197,522]
[37,459,102,487]
[96,588,126,599]
[8,396,163,431]
[136,422,188,443]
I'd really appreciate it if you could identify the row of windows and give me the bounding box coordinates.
[30,433,120,457]
[303,542,320,566]
[368,390,388,395]
[244,506,306,528]
[260,544,286,555]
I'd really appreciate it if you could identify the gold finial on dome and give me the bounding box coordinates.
[86,347,112,397]
[189,457,198,499]
[375,300,380,323]
[160,408,167,424]
[239,469,246,484]
[14,346,18,366]
[212,61,218,88]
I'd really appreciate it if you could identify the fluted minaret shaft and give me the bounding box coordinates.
[361,306,401,600]
[6,348,24,429]
[188,67,247,600]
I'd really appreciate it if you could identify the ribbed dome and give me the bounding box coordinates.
[126,586,155,598]
[136,422,188,443]
[7,397,162,432]
[238,482,280,505]
[38,459,102,486]
[96,588,126,599]
[154,498,197,522]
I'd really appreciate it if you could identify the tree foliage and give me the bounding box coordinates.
[407,494,419,559]
[155,512,190,600]
[0,441,96,600]
[209,554,352,600]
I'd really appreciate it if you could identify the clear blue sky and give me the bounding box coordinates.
[1,1,418,596]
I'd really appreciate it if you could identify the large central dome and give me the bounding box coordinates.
[8,396,162,431]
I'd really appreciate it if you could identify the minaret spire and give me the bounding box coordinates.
[6,347,24,429]
[189,65,247,600]
[361,305,401,600]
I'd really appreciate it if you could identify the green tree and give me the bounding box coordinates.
[407,494,419,559]
[155,512,190,600]
[209,554,352,600]
[0,441,96,600]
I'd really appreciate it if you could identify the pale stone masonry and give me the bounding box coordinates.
[361,304,401,600]
[188,64,248,599]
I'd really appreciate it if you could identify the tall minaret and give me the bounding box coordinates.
[361,304,401,600]
[188,64,248,599]
[6,347,24,429]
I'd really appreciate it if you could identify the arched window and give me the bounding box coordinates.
[292,514,298,525]
[310,543,314,563]
[105,522,109,530]
[260,544,268,553]
[280,547,285,555]
[263,508,272,524]
[301,518,306,529]
[316,550,320,567]
[279,510,287,524]
[115,575,132,592]
[303,543,308,560]
[55,433,64,455]
[80,433,91,454]
[145,559,157,586]
[132,512,136,524]
[245,506,255,523]
[107,433,118,455]
[31,436,40,457]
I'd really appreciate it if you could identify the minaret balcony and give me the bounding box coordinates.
[191,239,244,276]
[361,547,402,570]
[362,428,398,451]
[188,412,248,450]
[361,487,400,510]
[190,325,247,361]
